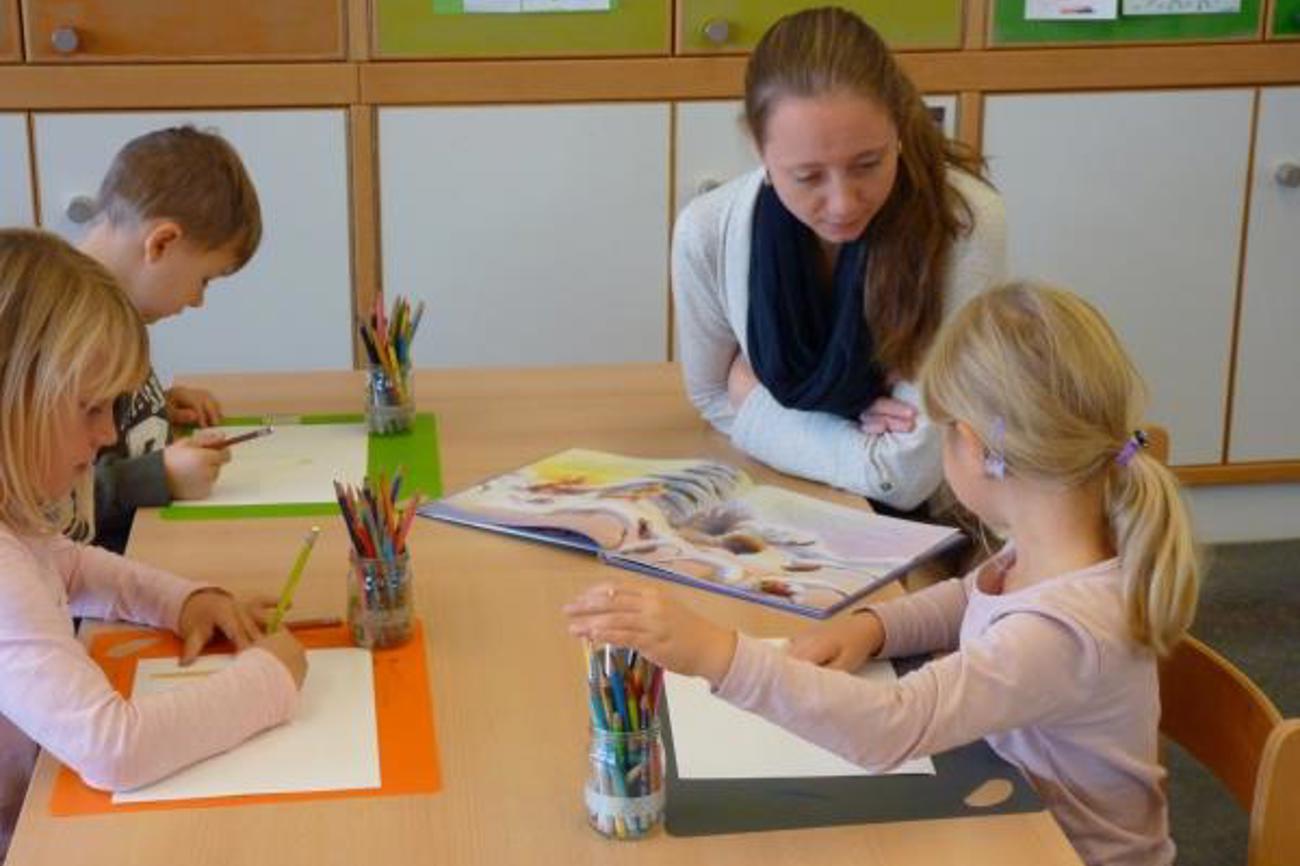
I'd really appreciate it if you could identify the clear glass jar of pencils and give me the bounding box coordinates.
[347,549,413,649]
[359,294,423,436]
[364,363,414,436]
[583,644,666,839]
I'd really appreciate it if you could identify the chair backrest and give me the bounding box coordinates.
[1159,635,1300,866]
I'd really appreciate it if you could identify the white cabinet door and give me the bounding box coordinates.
[1229,87,1300,463]
[984,90,1254,466]
[33,110,353,377]
[0,113,33,226]
[674,96,958,217]
[379,104,669,367]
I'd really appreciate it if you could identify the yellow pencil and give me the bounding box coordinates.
[267,526,321,634]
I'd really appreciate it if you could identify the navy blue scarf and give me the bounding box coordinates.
[746,182,886,420]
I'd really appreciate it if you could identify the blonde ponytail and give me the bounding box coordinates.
[1106,450,1200,655]
[922,281,1201,654]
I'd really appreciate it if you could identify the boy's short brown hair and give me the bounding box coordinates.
[95,125,262,269]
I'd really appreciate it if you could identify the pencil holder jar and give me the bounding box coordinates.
[364,363,414,436]
[347,549,413,649]
[585,722,665,839]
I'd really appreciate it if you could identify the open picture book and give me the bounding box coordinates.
[420,449,963,618]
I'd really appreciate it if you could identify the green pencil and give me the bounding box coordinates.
[267,526,321,634]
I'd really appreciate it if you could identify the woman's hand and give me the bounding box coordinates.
[564,583,738,687]
[787,609,885,672]
[727,354,759,410]
[858,396,917,435]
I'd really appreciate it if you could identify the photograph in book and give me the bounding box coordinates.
[421,449,962,617]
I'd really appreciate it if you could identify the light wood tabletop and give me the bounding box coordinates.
[7,364,1083,866]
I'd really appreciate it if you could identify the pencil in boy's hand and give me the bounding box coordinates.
[267,526,321,634]
[207,425,274,449]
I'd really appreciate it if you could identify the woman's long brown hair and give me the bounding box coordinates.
[745,6,990,378]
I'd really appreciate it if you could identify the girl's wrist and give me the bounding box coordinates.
[701,627,739,688]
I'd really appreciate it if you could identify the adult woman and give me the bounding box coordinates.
[673,6,1006,511]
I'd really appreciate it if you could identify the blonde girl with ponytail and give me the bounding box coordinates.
[0,229,305,858]
[566,281,1197,866]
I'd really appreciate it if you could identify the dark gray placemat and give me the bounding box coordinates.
[662,658,1044,836]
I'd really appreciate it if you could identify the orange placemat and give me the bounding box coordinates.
[51,621,441,816]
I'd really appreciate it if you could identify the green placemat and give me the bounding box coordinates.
[161,413,441,521]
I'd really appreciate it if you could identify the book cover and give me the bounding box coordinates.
[421,449,961,617]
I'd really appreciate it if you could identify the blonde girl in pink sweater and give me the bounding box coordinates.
[566,282,1200,866]
[0,229,306,856]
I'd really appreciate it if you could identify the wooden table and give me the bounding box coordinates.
[8,364,1084,866]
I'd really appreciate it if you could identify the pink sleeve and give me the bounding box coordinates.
[0,541,299,792]
[48,537,197,631]
[867,575,970,658]
[715,610,1099,771]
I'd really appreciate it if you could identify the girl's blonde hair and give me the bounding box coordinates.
[921,282,1199,655]
[0,229,150,539]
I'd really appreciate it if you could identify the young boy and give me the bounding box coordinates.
[79,126,263,553]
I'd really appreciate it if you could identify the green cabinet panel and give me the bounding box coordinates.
[991,0,1261,44]
[1274,0,1300,37]
[679,0,963,53]
[374,0,669,58]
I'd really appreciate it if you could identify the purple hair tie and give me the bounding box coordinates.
[1115,430,1149,468]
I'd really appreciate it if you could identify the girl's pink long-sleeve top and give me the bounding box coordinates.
[715,552,1174,866]
[0,526,299,855]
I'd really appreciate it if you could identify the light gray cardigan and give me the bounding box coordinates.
[671,167,1007,510]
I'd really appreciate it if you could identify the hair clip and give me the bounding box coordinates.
[983,417,1006,480]
[1115,429,1149,468]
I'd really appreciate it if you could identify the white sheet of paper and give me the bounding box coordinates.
[1025,0,1119,18]
[665,643,935,779]
[113,648,379,803]
[1123,0,1239,12]
[171,423,369,508]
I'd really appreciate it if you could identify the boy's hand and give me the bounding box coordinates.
[177,589,261,665]
[167,386,223,427]
[787,609,885,671]
[163,432,231,500]
[564,583,738,687]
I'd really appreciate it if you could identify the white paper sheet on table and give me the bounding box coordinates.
[170,423,369,508]
[665,642,935,780]
[112,648,380,803]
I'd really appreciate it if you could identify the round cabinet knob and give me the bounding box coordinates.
[1275,162,1300,189]
[701,18,731,46]
[65,195,97,225]
[50,26,80,55]
[696,178,721,196]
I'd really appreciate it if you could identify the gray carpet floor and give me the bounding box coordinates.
[1167,538,1300,866]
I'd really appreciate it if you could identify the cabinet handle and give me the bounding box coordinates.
[50,26,80,55]
[65,195,97,225]
[1275,162,1300,189]
[701,18,731,46]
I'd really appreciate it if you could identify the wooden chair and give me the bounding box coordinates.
[1159,635,1300,866]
